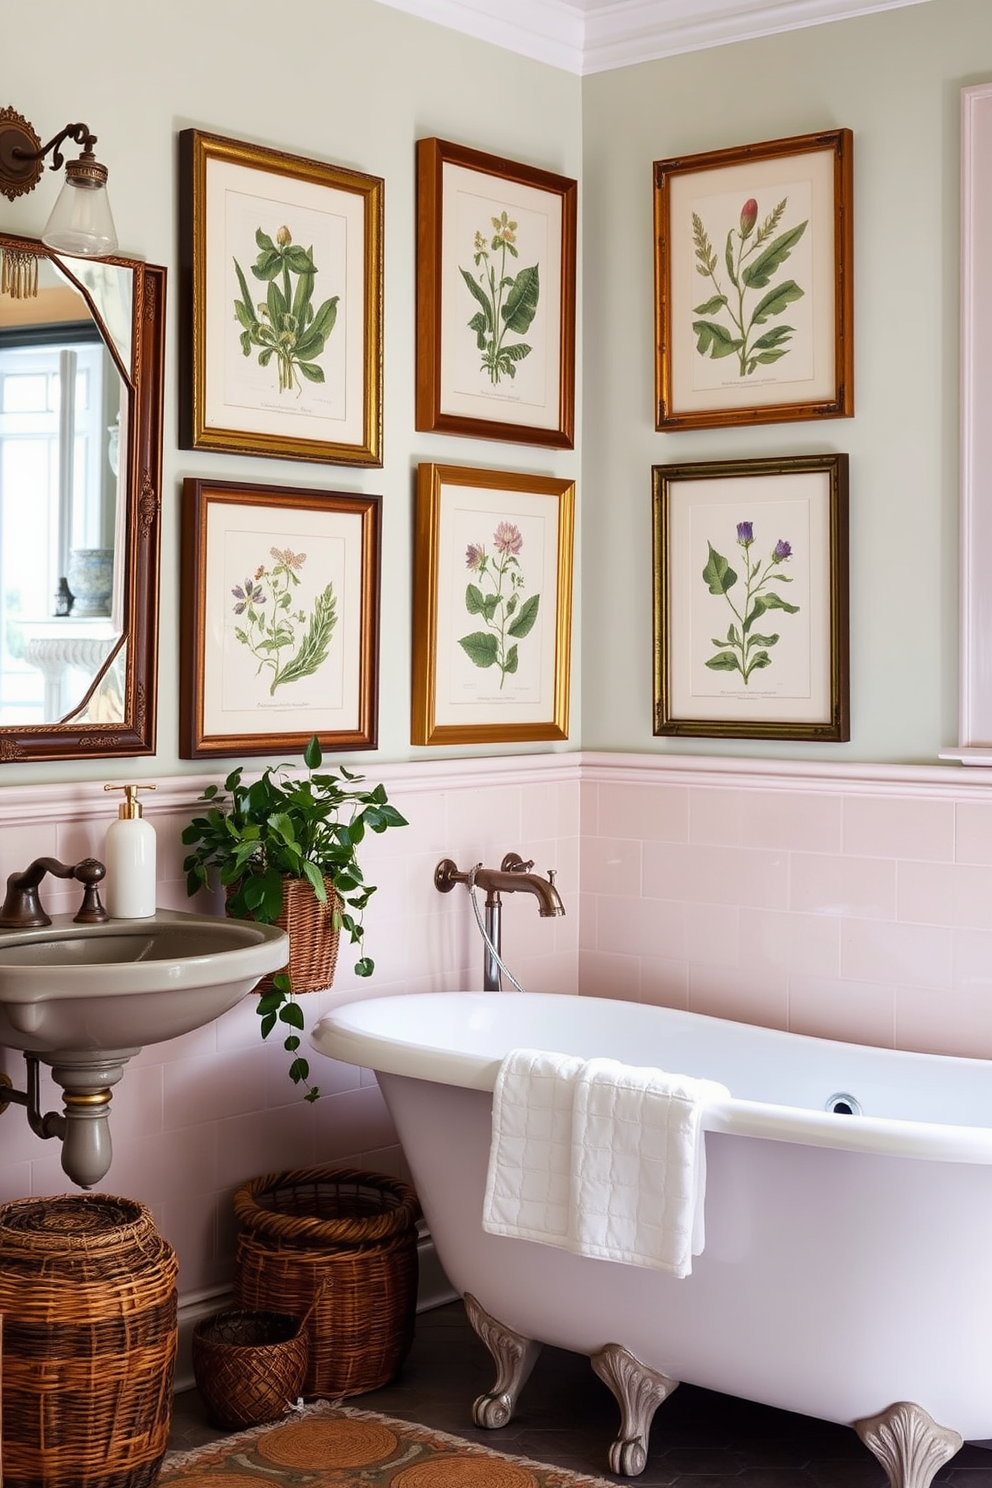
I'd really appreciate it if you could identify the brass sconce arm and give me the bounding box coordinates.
[0,105,116,257]
[18,122,105,182]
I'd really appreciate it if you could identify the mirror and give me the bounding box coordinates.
[0,230,163,762]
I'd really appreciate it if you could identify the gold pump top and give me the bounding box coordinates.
[104,783,156,819]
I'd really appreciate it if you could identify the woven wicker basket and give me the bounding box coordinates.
[232,1165,421,1398]
[229,875,340,994]
[0,1192,178,1488]
[192,1308,308,1429]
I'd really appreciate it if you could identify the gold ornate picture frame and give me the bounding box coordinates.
[179,129,383,466]
[652,453,849,741]
[416,138,577,448]
[412,463,574,745]
[654,129,853,431]
[179,477,381,759]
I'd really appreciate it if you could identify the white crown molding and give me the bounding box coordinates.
[368,0,935,74]
[369,0,587,71]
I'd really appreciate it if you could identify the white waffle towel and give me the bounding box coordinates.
[482,1048,729,1277]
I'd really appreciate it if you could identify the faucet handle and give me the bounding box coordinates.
[500,853,534,874]
[73,858,109,924]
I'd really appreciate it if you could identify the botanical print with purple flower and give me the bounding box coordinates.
[701,520,800,684]
[231,545,337,695]
[459,520,540,686]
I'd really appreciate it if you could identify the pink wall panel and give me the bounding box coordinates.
[0,750,990,1305]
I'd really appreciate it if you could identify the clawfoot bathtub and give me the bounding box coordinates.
[311,990,992,1485]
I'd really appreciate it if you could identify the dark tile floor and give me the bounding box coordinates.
[169,1300,992,1485]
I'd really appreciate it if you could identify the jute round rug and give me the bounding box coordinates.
[160,1400,616,1487]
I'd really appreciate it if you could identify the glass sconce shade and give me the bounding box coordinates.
[41,169,118,258]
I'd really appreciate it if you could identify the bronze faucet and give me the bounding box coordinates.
[435,853,565,916]
[0,857,109,928]
[435,852,564,992]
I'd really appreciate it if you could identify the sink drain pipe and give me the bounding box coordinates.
[0,1053,122,1188]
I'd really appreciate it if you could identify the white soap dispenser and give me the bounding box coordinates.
[104,784,157,918]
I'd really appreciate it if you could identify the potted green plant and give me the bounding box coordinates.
[182,735,407,1100]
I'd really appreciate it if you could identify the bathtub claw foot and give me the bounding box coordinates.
[590,1341,679,1478]
[854,1400,962,1488]
[464,1292,542,1429]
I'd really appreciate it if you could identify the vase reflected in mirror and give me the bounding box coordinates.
[67,548,114,617]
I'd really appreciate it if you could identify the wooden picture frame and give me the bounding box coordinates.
[179,129,383,466]
[412,463,574,744]
[653,129,853,431]
[416,137,577,448]
[652,453,849,741]
[947,83,992,761]
[179,477,381,759]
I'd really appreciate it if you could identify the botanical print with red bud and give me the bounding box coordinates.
[691,195,807,377]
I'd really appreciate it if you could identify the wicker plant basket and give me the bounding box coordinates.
[229,875,340,994]
[192,1308,308,1429]
[0,1192,178,1488]
[232,1165,421,1398]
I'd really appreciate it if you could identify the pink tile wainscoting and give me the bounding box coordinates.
[0,749,989,1308]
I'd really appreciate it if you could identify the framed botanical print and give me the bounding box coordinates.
[412,463,574,744]
[179,129,383,465]
[654,129,853,431]
[180,478,381,758]
[652,453,849,741]
[416,137,577,448]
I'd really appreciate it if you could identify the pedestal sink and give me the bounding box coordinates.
[0,908,288,1187]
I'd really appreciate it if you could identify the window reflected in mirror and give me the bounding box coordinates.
[0,232,163,761]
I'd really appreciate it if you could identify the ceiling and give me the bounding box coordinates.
[368,0,935,74]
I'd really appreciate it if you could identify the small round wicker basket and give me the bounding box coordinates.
[228,876,340,994]
[192,1308,308,1429]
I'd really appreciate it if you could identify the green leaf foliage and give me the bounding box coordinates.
[705,651,742,673]
[459,631,500,668]
[750,281,804,325]
[507,593,540,639]
[693,295,728,316]
[747,592,801,625]
[501,264,540,335]
[181,733,409,1101]
[742,222,808,289]
[693,320,742,359]
[233,230,339,396]
[701,544,737,596]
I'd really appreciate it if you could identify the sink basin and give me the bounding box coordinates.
[0,908,289,1055]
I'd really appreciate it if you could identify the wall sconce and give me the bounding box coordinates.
[0,105,117,259]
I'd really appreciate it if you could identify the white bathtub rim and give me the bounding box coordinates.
[311,990,992,1168]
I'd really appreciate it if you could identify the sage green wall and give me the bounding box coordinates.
[2,0,582,785]
[580,0,989,764]
[8,0,990,780]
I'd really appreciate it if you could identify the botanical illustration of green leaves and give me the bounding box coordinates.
[233,226,339,395]
[232,547,337,696]
[461,212,540,385]
[702,522,799,683]
[691,195,807,378]
[459,522,539,687]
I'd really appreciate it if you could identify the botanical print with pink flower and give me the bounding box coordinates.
[231,546,337,695]
[460,520,539,686]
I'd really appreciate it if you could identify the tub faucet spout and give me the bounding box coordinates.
[435,853,565,917]
[435,853,565,992]
[473,853,565,917]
